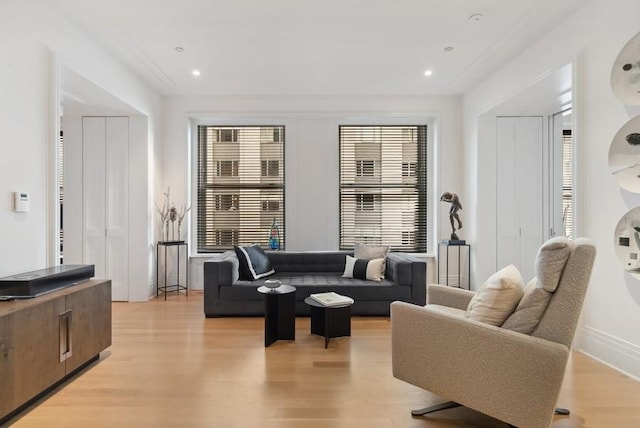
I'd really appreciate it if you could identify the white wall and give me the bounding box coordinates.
[0,1,161,302]
[162,95,462,288]
[464,0,640,378]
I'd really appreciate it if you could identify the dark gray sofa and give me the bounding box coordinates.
[203,250,426,317]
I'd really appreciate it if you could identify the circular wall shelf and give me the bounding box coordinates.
[614,207,640,278]
[608,115,640,192]
[611,31,640,105]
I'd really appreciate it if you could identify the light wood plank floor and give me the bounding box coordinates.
[6,292,640,428]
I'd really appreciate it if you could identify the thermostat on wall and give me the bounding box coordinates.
[14,192,29,212]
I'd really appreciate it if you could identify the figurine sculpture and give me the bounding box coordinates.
[440,192,463,241]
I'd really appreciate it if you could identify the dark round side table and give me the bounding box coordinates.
[304,297,354,348]
[258,284,296,347]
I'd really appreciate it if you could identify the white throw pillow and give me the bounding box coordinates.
[342,255,385,282]
[465,264,524,326]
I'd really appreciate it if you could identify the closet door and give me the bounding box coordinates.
[83,117,107,279]
[496,117,543,282]
[82,117,129,301]
[105,117,129,301]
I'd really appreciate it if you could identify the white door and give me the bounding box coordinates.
[496,116,543,282]
[83,117,129,301]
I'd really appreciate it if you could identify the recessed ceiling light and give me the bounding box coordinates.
[192,69,201,76]
[444,46,454,52]
[175,46,184,53]
[468,13,484,22]
[424,69,433,76]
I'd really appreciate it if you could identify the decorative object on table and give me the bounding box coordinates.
[264,279,282,291]
[610,31,640,105]
[309,292,354,307]
[177,204,191,242]
[614,207,640,278]
[440,192,464,243]
[269,217,280,250]
[608,115,640,192]
[154,186,191,242]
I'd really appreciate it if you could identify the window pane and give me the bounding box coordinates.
[198,126,285,252]
[339,125,427,252]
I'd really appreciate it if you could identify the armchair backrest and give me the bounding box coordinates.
[530,238,596,347]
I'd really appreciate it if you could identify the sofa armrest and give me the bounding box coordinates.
[391,301,568,428]
[386,253,426,305]
[427,284,474,309]
[203,251,239,299]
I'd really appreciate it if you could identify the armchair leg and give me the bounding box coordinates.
[411,401,461,416]
[505,409,570,428]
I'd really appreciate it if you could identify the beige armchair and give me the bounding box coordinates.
[391,238,596,428]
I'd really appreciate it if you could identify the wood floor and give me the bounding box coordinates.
[6,292,640,428]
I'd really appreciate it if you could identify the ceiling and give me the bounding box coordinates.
[47,0,585,97]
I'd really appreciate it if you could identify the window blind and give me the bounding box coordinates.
[339,125,427,252]
[562,129,573,238]
[197,125,285,252]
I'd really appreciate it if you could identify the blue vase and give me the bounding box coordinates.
[269,218,280,250]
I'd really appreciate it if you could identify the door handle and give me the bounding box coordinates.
[59,310,73,362]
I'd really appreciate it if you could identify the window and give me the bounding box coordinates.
[218,128,238,142]
[402,161,416,177]
[261,160,280,177]
[213,229,238,246]
[197,125,285,252]
[261,127,283,143]
[339,125,427,252]
[356,194,378,211]
[214,194,238,211]
[262,200,280,212]
[356,160,375,177]
[216,160,238,177]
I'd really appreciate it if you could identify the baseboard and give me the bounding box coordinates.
[578,325,640,381]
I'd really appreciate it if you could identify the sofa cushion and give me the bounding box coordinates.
[501,278,553,334]
[536,237,573,292]
[223,272,409,302]
[342,255,385,281]
[234,244,275,280]
[268,251,350,273]
[466,264,524,326]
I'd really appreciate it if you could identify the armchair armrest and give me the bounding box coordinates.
[391,301,568,428]
[427,284,474,309]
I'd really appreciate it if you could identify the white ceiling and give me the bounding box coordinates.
[47,0,585,97]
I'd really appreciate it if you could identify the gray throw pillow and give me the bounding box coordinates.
[502,278,553,334]
[535,237,573,292]
[354,243,389,260]
[355,243,389,275]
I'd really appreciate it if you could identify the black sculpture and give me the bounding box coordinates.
[440,192,463,241]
